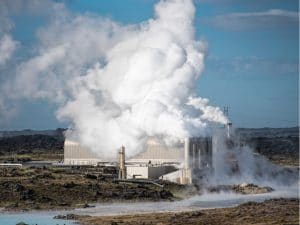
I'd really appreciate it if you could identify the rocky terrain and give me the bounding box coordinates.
[0,164,280,211]
[0,166,182,211]
[0,129,65,162]
[77,198,299,225]
[0,127,298,213]
[207,183,274,195]
[236,127,299,166]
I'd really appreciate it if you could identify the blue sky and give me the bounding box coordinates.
[0,0,299,129]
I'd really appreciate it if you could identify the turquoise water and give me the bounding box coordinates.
[0,212,76,225]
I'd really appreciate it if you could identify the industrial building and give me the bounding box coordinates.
[126,164,177,179]
[160,137,213,184]
[128,138,184,164]
[64,139,101,165]
[64,138,184,166]
[64,135,214,184]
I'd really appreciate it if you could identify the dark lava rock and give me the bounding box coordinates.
[54,213,78,220]
[111,222,118,225]
[207,183,274,195]
[63,182,76,188]
[16,222,29,225]
[34,172,55,179]
[191,211,203,217]
[2,181,25,192]
[38,196,52,203]
[20,189,35,200]
[160,189,173,199]
[0,134,64,154]
[83,203,95,208]
[85,173,97,179]
[14,183,25,192]
[53,213,86,220]
[232,183,274,195]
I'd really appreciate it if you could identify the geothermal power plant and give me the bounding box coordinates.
[64,124,232,184]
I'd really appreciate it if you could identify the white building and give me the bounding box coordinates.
[64,138,184,165]
[128,138,184,164]
[64,139,101,165]
[126,164,177,179]
[63,136,213,184]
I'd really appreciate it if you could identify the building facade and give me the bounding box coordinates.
[64,139,101,165]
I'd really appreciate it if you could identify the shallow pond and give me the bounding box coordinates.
[0,211,76,225]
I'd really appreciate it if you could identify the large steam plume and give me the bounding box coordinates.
[0,0,228,159]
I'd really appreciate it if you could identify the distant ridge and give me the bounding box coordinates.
[0,128,66,138]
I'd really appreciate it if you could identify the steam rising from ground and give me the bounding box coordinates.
[210,128,298,188]
[0,0,228,159]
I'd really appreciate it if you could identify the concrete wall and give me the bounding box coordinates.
[126,166,149,179]
[126,165,177,179]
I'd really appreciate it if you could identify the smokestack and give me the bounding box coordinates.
[226,122,232,139]
[184,137,190,170]
[181,137,193,184]
[118,145,126,179]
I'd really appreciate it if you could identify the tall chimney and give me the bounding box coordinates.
[184,137,190,170]
[181,137,192,184]
[118,146,126,179]
[227,122,232,139]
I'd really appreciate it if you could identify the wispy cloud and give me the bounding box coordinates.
[206,56,299,76]
[204,9,299,31]
[197,0,299,6]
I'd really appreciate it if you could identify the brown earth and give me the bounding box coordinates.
[77,198,299,225]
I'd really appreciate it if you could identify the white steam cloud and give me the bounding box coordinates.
[0,0,228,159]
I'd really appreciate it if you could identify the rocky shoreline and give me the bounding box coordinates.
[0,164,278,212]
